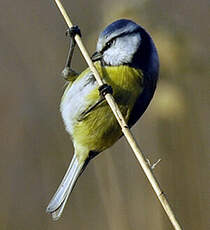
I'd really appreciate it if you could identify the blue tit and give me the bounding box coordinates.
[46,19,159,220]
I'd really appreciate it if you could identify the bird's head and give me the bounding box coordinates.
[91,19,159,78]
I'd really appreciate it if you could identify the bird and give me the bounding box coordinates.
[46,19,159,220]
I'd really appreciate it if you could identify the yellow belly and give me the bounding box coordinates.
[71,63,143,155]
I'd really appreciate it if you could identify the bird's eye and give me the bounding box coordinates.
[106,40,113,47]
[102,39,115,53]
[105,39,115,49]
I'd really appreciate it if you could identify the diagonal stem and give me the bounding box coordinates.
[53,1,183,229]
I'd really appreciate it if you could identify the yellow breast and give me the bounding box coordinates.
[70,62,143,158]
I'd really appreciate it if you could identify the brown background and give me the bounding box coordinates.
[0,0,209,229]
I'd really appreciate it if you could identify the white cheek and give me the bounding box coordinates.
[103,34,141,66]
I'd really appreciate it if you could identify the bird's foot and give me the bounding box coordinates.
[65,25,81,39]
[98,84,113,97]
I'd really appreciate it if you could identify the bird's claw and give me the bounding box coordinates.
[98,84,113,97]
[65,25,81,38]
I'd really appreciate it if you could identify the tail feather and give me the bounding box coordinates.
[46,154,83,220]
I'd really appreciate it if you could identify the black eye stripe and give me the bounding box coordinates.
[102,38,115,52]
[101,30,139,53]
[107,39,114,47]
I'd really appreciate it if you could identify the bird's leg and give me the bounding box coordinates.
[61,26,81,81]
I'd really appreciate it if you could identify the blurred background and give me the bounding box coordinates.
[0,0,209,229]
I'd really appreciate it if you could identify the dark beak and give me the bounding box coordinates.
[91,51,103,62]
